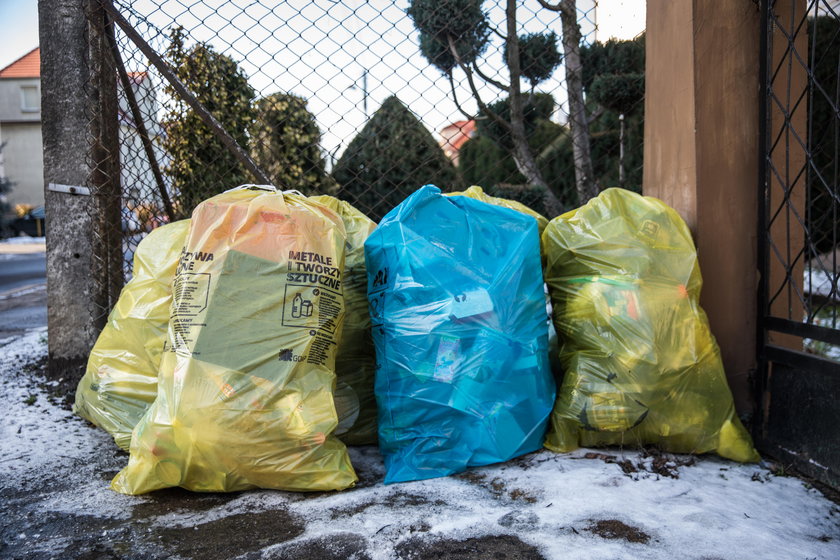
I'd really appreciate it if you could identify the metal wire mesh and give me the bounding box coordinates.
[84,0,646,321]
[762,0,840,358]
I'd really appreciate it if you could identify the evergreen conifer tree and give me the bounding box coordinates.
[162,28,255,217]
[250,92,335,194]
[332,96,456,221]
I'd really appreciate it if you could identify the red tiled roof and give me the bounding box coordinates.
[446,120,473,130]
[440,120,476,153]
[127,71,148,84]
[0,47,40,79]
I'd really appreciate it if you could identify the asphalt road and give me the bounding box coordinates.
[0,253,47,343]
[0,253,46,294]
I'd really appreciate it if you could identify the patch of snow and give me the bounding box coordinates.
[0,236,46,245]
[1,328,839,559]
[254,449,839,560]
[0,329,95,474]
[0,253,41,261]
[0,282,46,300]
[806,269,840,299]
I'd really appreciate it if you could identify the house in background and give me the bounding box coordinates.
[118,70,170,216]
[0,47,43,213]
[0,47,168,225]
[439,120,475,166]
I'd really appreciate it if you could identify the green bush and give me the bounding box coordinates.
[580,36,645,93]
[332,96,456,221]
[475,93,555,150]
[251,92,335,195]
[162,28,255,218]
[406,0,490,74]
[460,103,579,211]
[589,73,645,116]
[519,32,562,87]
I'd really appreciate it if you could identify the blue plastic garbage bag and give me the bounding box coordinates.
[365,185,555,484]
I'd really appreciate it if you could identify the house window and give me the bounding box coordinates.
[20,85,39,112]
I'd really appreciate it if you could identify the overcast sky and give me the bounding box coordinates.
[0,0,645,161]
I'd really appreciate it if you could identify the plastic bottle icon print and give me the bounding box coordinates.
[291,293,315,319]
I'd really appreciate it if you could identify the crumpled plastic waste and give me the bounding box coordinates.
[310,195,378,445]
[73,220,190,450]
[542,187,759,462]
[365,185,556,483]
[112,186,358,494]
[445,185,549,234]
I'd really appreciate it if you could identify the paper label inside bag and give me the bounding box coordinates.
[451,289,494,319]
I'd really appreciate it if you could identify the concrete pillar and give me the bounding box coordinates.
[643,0,762,413]
[39,0,98,381]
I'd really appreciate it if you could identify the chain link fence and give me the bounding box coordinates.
[761,0,840,360]
[85,0,645,322]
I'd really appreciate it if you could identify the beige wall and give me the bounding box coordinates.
[0,121,44,208]
[1,77,43,211]
[0,75,166,212]
[0,78,41,123]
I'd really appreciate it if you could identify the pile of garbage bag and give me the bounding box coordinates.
[541,188,759,462]
[73,182,761,496]
[365,185,556,483]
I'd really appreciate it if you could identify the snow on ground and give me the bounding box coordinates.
[0,283,46,301]
[0,236,46,245]
[806,268,840,300]
[1,329,839,560]
[0,236,45,258]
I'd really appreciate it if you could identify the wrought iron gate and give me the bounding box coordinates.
[757,0,840,487]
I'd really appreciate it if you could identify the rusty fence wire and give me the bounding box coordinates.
[84,0,646,323]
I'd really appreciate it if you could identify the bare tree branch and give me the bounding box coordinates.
[448,71,477,121]
[504,0,562,215]
[536,0,562,12]
[587,104,606,124]
[472,63,510,92]
[488,24,508,41]
[447,35,511,131]
[557,0,599,201]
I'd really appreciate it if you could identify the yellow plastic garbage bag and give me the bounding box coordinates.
[446,186,549,235]
[310,195,378,445]
[542,188,759,462]
[73,220,190,450]
[112,186,358,494]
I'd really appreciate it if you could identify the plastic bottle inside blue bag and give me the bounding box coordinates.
[365,185,555,483]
